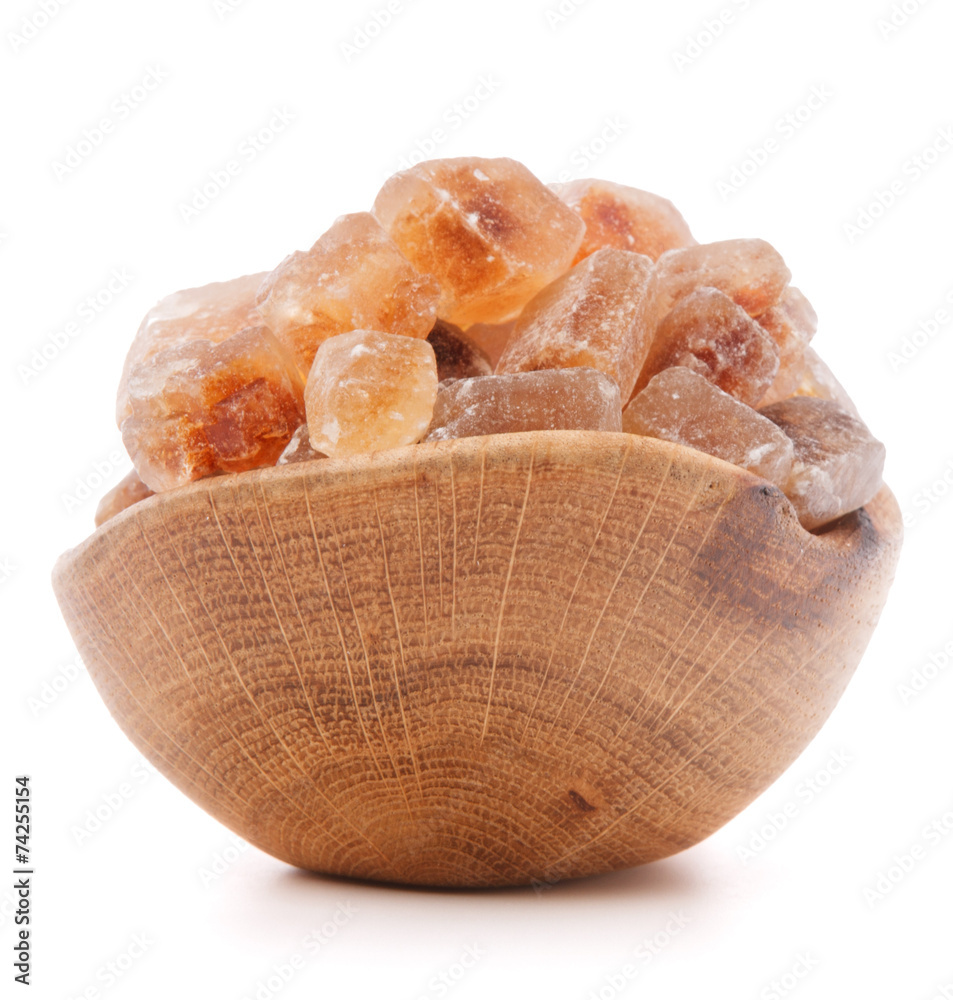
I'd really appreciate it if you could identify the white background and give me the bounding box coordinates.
[2,0,952,997]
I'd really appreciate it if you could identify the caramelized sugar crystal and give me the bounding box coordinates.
[427,319,493,382]
[759,397,885,530]
[256,212,441,375]
[623,368,794,484]
[652,238,791,323]
[424,367,622,441]
[372,157,585,328]
[634,287,779,405]
[305,330,437,458]
[112,158,884,508]
[463,320,517,370]
[94,470,155,528]
[496,249,655,399]
[760,345,860,418]
[757,286,817,361]
[122,326,305,492]
[277,424,326,465]
[556,178,696,263]
[117,272,266,425]
[496,249,653,399]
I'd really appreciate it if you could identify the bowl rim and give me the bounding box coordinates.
[65,429,902,563]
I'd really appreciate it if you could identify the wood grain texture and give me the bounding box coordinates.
[53,430,902,887]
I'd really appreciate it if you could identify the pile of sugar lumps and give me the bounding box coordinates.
[98,156,885,533]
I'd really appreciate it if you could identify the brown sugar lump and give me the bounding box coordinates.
[277,424,326,465]
[495,248,655,400]
[94,470,155,527]
[463,320,517,370]
[256,212,441,375]
[121,327,306,492]
[622,367,794,484]
[757,286,818,361]
[117,272,266,425]
[424,367,622,442]
[372,157,585,328]
[760,345,860,418]
[556,178,696,263]
[759,397,885,530]
[304,330,438,458]
[633,286,780,406]
[427,319,493,382]
[652,238,791,323]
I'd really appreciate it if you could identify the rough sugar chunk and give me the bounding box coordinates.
[427,319,493,382]
[757,287,818,361]
[635,287,780,406]
[759,397,885,530]
[277,424,326,465]
[121,327,305,492]
[652,239,791,323]
[305,330,437,458]
[464,320,517,370]
[94,470,155,528]
[424,367,622,441]
[760,346,860,418]
[557,178,696,263]
[372,157,585,327]
[623,368,794,484]
[256,212,441,374]
[496,249,655,399]
[117,272,266,425]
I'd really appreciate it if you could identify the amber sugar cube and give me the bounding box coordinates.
[424,367,622,442]
[94,470,155,528]
[556,177,696,263]
[117,272,266,425]
[760,345,860,418]
[305,330,438,458]
[373,156,585,328]
[634,286,780,406]
[277,424,326,465]
[623,367,794,485]
[463,320,517,370]
[109,153,886,527]
[427,319,493,382]
[496,248,655,400]
[760,396,885,530]
[122,326,305,492]
[757,286,818,361]
[256,212,440,375]
[652,238,791,324]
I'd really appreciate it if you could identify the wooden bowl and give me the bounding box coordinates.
[52,431,901,888]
